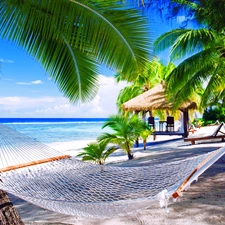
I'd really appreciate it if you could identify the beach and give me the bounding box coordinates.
[9,137,225,225]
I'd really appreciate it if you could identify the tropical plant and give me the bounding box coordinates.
[202,107,225,124]
[154,28,225,110]
[1,0,151,103]
[116,58,176,114]
[129,114,154,149]
[98,114,140,160]
[139,126,154,150]
[77,141,117,171]
[98,114,152,159]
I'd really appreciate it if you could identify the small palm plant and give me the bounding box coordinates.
[130,115,154,150]
[77,142,117,171]
[139,127,154,150]
[98,114,140,160]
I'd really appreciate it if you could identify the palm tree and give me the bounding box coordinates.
[116,58,176,114]
[98,114,152,159]
[77,142,117,171]
[154,28,225,110]
[98,114,139,160]
[1,0,151,103]
[139,126,154,150]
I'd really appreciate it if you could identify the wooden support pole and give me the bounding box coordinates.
[183,110,189,138]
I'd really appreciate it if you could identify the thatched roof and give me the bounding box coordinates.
[122,84,197,112]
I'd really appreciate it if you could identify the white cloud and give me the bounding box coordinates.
[177,16,186,24]
[32,80,43,84]
[0,75,128,118]
[0,58,14,63]
[16,80,43,85]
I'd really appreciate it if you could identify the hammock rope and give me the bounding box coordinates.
[0,124,224,218]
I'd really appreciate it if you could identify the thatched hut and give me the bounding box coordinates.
[122,84,198,137]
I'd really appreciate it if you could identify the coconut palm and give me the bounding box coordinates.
[139,126,154,150]
[77,142,117,171]
[1,0,151,103]
[116,58,176,117]
[154,28,225,110]
[130,114,154,150]
[98,114,152,159]
[98,114,140,160]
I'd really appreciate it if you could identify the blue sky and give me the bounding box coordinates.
[0,12,189,118]
[0,39,128,118]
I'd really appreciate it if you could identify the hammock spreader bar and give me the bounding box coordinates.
[0,155,71,173]
[172,146,225,198]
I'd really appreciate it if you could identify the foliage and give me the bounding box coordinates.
[154,27,225,110]
[192,118,204,127]
[98,114,151,159]
[202,107,225,124]
[116,58,176,114]
[98,114,137,160]
[139,125,154,150]
[180,0,225,32]
[1,0,151,103]
[77,141,117,170]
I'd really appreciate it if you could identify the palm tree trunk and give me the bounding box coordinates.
[127,152,133,160]
[135,138,139,147]
[0,190,24,225]
[143,139,147,150]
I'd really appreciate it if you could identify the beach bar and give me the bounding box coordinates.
[122,84,198,138]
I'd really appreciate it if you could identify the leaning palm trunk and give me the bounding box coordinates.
[0,190,24,224]
[127,151,134,160]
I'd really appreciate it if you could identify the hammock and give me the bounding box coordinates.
[0,124,224,218]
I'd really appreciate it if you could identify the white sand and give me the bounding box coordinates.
[9,137,225,225]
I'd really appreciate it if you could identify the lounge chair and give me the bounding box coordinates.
[184,122,225,145]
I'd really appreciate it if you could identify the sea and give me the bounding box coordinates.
[0,118,111,153]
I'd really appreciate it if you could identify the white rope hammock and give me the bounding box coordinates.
[0,124,224,218]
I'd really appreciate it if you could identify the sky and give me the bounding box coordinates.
[0,39,129,118]
[0,9,189,118]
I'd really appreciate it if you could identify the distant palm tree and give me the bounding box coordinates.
[116,58,175,115]
[1,0,151,103]
[77,142,117,171]
[139,126,154,150]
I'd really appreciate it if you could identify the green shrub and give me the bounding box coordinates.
[202,107,225,125]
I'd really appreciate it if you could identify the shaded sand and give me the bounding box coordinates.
[9,138,225,225]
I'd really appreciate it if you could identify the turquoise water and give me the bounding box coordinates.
[0,118,108,144]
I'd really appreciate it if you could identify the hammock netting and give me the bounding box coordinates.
[0,124,224,218]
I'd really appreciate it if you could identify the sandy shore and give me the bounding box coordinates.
[9,137,225,225]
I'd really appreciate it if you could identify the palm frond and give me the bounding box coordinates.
[117,84,143,112]
[154,29,218,61]
[166,48,219,94]
[200,61,225,108]
[154,29,189,53]
[1,0,152,101]
[170,29,218,61]
[42,41,99,103]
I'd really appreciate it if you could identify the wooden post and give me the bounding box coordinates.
[0,190,24,224]
[142,111,146,122]
[135,111,139,147]
[183,110,189,138]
